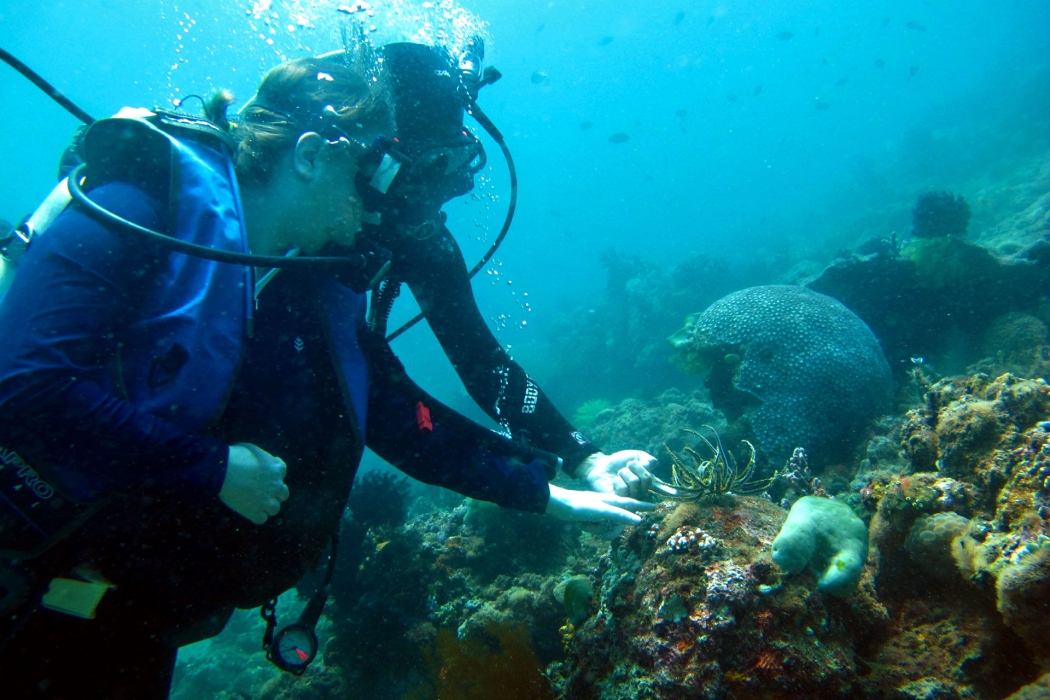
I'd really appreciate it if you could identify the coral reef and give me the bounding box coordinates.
[554,498,880,698]
[856,481,1042,698]
[572,399,614,430]
[859,598,1034,700]
[172,363,1050,700]
[971,311,1050,380]
[320,502,583,700]
[984,312,1049,360]
[407,623,555,700]
[347,469,413,530]
[668,285,892,464]
[899,373,1050,507]
[912,190,972,239]
[586,389,727,460]
[860,372,1050,688]
[996,546,1050,663]
[807,239,1050,378]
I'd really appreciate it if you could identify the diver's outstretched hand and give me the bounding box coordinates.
[220,443,290,525]
[546,483,656,539]
[576,450,657,499]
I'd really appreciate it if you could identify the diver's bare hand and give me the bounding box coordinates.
[219,443,290,525]
[576,450,657,499]
[545,484,656,539]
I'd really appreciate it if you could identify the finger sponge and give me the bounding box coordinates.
[771,496,869,596]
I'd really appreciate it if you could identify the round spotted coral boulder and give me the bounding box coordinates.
[669,285,892,463]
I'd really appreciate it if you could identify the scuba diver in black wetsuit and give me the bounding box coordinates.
[361,41,658,510]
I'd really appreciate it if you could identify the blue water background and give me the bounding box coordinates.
[1,0,1047,425]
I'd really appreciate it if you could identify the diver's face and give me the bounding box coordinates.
[292,137,364,253]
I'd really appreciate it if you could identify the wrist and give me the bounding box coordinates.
[545,483,567,518]
[571,452,603,480]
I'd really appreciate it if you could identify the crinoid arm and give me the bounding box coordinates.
[650,426,774,501]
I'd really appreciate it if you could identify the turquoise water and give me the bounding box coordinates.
[3,1,1047,414]
[2,2,1049,698]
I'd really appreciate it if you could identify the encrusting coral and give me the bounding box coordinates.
[900,373,1050,506]
[996,546,1050,664]
[866,372,1050,678]
[553,497,880,699]
[904,511,970,576]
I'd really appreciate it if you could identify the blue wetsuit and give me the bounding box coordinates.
[0,176,552,697]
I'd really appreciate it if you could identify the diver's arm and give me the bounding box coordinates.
[0,184,228,501]
[396,226,599,473]
[364,333,552,512]
[363,338,654,526]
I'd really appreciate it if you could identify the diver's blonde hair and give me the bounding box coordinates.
[206,57,390,186]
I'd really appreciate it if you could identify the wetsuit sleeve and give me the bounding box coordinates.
[364,334,553,513]
[395,226,598,474]
[0,183,228,502]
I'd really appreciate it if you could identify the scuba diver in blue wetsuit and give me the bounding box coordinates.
[0,53,653,698]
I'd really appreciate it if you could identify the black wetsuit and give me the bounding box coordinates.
[375,222,600,473]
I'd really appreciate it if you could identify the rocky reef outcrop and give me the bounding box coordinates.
[807,238,1050,378]
[861,373,1050,683]
[555,497,882,700]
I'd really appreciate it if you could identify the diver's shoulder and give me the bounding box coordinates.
[73,180,169,236]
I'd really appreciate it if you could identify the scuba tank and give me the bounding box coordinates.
[0,182,73,304]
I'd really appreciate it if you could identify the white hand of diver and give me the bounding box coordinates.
[546,483,656,539]
[577,450,657,499]
[220,443,290,525]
